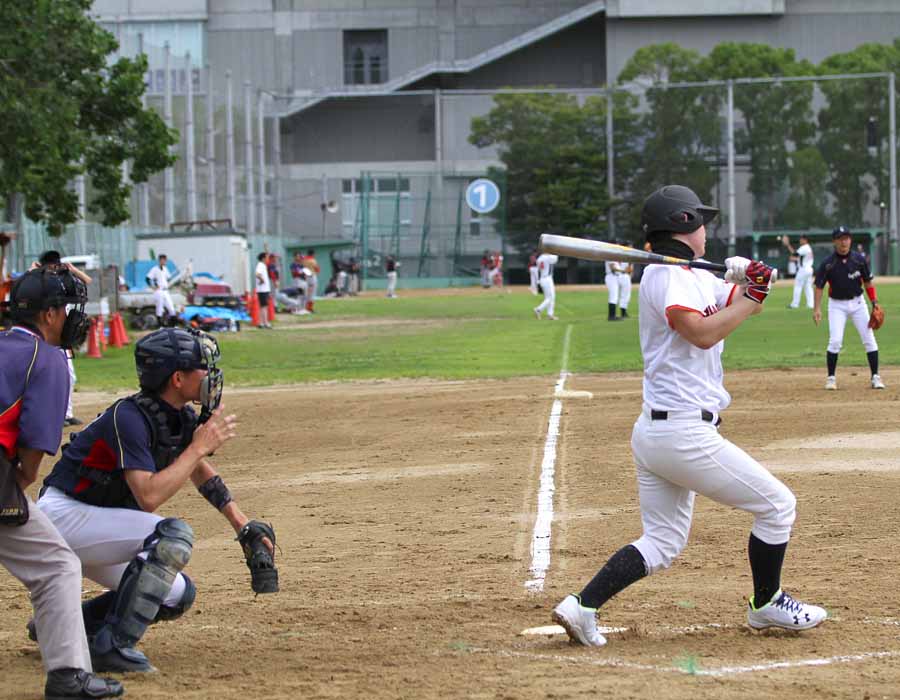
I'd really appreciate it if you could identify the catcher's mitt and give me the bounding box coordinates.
[237,521,279,594]
[869,305,885,331]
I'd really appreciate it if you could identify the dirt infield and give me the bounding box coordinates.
[2,368,900,699]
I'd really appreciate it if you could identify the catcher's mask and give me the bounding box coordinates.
[135,327,223,423]
[641,185,719,238]
[7,267,89,349]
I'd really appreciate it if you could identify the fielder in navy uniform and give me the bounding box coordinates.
[813,226,884,390]
[1,269,123,700]
[552,185,826,646]
[35,327,275,673]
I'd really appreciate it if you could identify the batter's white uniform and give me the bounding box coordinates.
[146,265,175,318]
[534,253,558,317]
[528,263,539,295]
[790,243,814,309]
[630,265,796,575]
[605,261,632,310]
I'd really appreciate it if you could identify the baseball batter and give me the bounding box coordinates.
[145,254,175,327]
[813,226,884,390]
[553,185,826,646]
[34,328,278,673]
[533,252,558,320]
[782,234,814,309]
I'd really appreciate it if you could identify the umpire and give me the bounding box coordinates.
[0,268,123,700]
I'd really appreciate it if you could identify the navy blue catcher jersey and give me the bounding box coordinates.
[43,398,195,509]
[814,251,872,300]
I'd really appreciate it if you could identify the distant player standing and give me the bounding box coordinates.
[605,257,632,321]
[552,185,826,646]
[146,254,175,327]
[385,254,399,298]
[533,252,558,320]
[813,226,884,390]
[782,234,814,309]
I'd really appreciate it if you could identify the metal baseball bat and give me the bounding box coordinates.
[539,234,727,273]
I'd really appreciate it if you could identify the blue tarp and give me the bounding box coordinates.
[179,305,250,322]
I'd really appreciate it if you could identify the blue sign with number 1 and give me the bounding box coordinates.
[466,178,500,214]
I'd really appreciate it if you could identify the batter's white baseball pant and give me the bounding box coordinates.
[605,274,619,305]
[0,496,93,672]
[827,295,877,354]
[528,266,538,294]
[386,271,398,297]
[38,488,188,607]
[535,277,556,315]
[790,268,814,309]
[154,289,175,317]
[630,410,796,575]
[616,274,631,311]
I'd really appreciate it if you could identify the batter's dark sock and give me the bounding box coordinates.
[748,534,787,608]
[607,303,617,320]
[578,545,648,609]
[826,351,839,377]
[620,307,628,318]
[867,350,879,375]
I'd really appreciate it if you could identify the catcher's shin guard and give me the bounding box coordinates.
[95,518,194,651]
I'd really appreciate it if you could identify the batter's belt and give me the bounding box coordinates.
[650,409,722,427]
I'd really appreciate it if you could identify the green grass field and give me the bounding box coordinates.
[73,283,900,390]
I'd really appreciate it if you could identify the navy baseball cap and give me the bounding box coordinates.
[832,226,852,239]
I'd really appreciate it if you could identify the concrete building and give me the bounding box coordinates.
[89,1,900,279]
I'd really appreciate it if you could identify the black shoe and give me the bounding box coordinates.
[27,618,36,642]
[90,645,155,673]
[620,310,629,319]
[45,669,123,700]
[607,317,623,322]
[64,417,84,426]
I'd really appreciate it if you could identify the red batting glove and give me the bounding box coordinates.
[743,261,774,304]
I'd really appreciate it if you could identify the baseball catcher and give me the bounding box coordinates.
[27,327,278,674]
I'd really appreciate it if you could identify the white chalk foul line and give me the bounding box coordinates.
[525,326,573,593]
[474,647,900,677]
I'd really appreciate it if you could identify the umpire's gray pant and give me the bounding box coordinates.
[0,495,92,672]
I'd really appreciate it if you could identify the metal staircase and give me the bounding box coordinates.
[278,1,606,118]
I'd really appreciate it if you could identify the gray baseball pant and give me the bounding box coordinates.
[0,496,92,672]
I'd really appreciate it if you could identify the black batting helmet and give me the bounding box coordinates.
[832,225,852,239]
[641,185,719,237]
[8,267,87,318]
[135,327,219,392]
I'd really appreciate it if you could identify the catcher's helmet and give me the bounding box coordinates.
[641,185,719,236]
[832,225,852,239]
[135,328,219,392]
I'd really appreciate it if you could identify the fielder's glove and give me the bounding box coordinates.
[237,520,279,594]
[869,304,885,331]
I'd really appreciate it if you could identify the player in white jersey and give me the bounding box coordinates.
[145,254,176,327]
[782,234,814,309]
[533,252,558,320]
[604,257,632,321]
[552,185,826,647]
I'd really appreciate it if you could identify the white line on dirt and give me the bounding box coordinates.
[476,647,900,677]
[525,325,573,593]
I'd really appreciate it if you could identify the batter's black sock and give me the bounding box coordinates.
[748,534,787,609]
[826,351,839,377]
[620,307,628,318]
[578,545,648,609]
[867,350,879,376]
[607,303,617,321]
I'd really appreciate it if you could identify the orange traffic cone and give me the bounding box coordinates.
[114,313,130,345]
[86,318,103,359]
[247,292,260,327]
[98,315,107,350]
[108,315,124,349]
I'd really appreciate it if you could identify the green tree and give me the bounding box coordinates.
[0,0,176,234]
[817,42,900,226]
[704,43,816,229]
[617,43,721,235]
[780,146,830,229]
[470,91,629,255]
